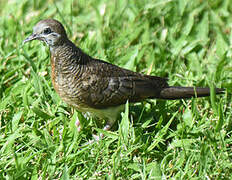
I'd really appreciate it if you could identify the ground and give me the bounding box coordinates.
[0,0,232,179]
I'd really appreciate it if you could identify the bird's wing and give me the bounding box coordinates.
[79,58,169,109]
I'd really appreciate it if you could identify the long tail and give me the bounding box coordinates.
[158,86,224,100]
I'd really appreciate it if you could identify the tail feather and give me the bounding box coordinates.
[158,86,224,100]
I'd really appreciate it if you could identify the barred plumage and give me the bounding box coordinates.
[24,19,224,139]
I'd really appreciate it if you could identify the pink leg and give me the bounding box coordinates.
[92,122,113,141]
[75,118,81,132]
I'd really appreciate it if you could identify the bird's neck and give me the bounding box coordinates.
[49,38,91,86]
[50,39,89,66]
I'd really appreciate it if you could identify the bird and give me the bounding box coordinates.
[23,19,224,138]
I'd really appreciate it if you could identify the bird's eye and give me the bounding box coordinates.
[43,28,52,34]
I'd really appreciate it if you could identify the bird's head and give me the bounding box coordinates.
[24,19,67,47]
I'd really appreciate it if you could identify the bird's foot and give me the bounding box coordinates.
[92,124,112,141]
[92,133,104,141]
[75,118,81,132]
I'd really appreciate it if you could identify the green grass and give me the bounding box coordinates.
[0,0,232,179]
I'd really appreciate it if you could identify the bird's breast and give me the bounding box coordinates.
[50,54,90,109]
[50,55,59,94]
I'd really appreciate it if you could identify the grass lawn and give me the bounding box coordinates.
[0,0,232,179]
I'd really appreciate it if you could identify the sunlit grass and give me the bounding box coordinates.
[0,0,231,179]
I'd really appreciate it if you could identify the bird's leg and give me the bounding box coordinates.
[73,109,84,132]
[75,117,81,132]
[92,119,115,141]
[79,105,123,142]
[92,105,124,141]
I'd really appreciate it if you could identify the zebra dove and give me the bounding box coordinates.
[23,19,224,137]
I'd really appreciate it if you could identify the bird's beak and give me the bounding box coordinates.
[23,33,39,44]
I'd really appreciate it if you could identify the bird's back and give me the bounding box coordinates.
[50,40,169,109]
